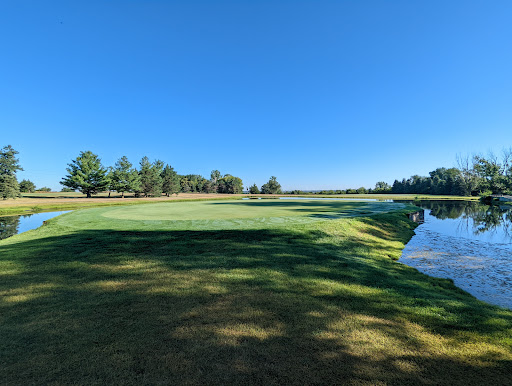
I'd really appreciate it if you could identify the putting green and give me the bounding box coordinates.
[53,199,406,231]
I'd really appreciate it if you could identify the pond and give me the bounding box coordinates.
[0,211,70,240]
[397,200,512,309]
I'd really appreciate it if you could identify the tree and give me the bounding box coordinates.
[210,169,221,192]
[374,181,391,193]
[202,180,217,193]
[60,151,109,198]
[217,174,243,194]
[260,176,282,194]
[19,179,36,193]
[111,156,140,198]
[179,175,192,192]
[249,183,260,194]
[0,145,23,199]
[138,157,164,197]
[161,164,180,197]
[473,154,507,194]
[37,187,52,192]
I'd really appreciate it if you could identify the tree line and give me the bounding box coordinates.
[389,151,512,196]
[282,151,512,197]
[0,146,247,199]
[60,151,244,198]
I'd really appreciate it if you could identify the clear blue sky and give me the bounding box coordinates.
[2,0,511,191]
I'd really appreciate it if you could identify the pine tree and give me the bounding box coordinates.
[60,151,109,198]
[0,145,23,199]
[138,157,163,197]
[111,156,140,198]
[161,164,180,197]
[19,179,36,193]
[260,176,282,194]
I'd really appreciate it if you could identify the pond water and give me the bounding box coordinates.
[0,211,70,240]
[397,201,512,309]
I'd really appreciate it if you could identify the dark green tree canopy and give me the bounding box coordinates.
[138,157,164,197]
[60,151,109,198]
[261,176,282,194]
[161,164,180,197]
[0,145,23,199]
[19,179,36,193]
[111,156,140,198]
[249,183,260,194]
[217,174,243,194]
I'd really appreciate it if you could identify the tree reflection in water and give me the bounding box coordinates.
[0,215,22,240]
[395,200,512,241]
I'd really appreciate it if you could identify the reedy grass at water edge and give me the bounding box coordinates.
[0,205,511,385]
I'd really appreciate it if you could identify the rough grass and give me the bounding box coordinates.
[0,202,511,385]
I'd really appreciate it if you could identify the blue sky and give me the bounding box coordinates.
[2,0,511,191]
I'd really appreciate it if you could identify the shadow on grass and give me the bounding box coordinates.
[1,224,511,384]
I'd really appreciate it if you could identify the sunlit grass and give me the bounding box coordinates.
[0,202,511,384]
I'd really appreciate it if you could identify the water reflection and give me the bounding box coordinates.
[0,216,21,240]
[396,200,512,243]
[0,211,70,241]
[399,200,512,309]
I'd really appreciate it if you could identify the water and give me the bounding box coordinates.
[0,211,70,240]
[398,201,512,309]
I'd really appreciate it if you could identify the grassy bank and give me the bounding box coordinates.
[1,200,511,384]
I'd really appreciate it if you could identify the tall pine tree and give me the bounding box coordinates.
[161,164,180,197]
[60,151,109,198]
[0,145,23,199]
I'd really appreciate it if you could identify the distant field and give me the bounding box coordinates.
[1,199,511,384]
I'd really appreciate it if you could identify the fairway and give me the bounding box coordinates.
[2,199,512,385]
[56,199,405,230]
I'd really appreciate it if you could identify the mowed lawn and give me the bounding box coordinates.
[1,200,511,385]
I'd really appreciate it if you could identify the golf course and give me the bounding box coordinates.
[1,199,512,385]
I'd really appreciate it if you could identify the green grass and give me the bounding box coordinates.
[1,200,511,385]
[0,197,238,216]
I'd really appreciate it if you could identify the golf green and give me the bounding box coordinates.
[53,199,405,231]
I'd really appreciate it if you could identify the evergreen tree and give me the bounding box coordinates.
[138,157,163,197]
[260,176,282,194]
[249,183,260,194]
[111,156,140,198]
[161,164,180,197]
[19,179,36,193]
[60,151,109,198]
[0,145,23,199]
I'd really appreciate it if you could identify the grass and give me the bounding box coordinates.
[0,194,240,216]
[0,193,478,216]
[1,200,511,384]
